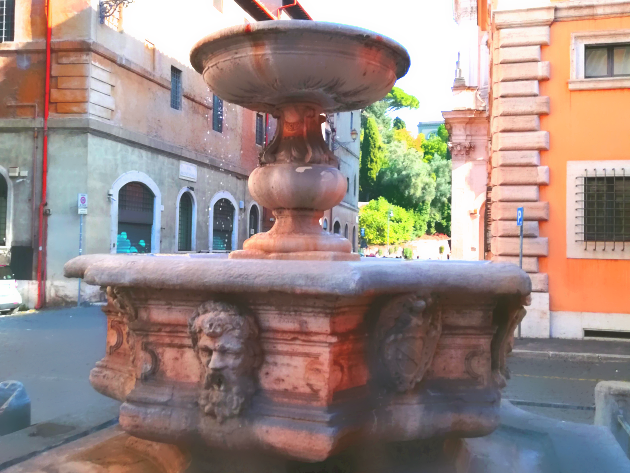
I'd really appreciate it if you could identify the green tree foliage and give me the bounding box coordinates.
[392,117,406,130]
[403,247,413,260]
[359,197,414,245]
[359,117,386,201]
[385,87,420,111]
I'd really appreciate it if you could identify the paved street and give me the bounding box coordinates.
[0,307,119,425]
[1,307,629,428]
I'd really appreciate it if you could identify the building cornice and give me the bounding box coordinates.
[555,1,630,22]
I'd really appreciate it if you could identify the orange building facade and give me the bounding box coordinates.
[445,0,630,338]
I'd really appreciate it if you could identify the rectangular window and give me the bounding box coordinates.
[578,172,630,246]
[585,44,630,78]
[213,0,223,13]
[255,113,265,146]
[213,95,223,133]
[0,0,15,42]
[170,67,182,110]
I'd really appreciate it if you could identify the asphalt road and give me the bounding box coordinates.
[1,307,629,427]
[0,306,120,424]
[505,354,630,424]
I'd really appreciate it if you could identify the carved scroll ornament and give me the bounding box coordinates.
[106,286,137,321]
[189,301,262,423]
[374,294,442,393]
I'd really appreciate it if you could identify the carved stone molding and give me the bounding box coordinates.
[189,301,262,423]
[109,320,124,355]
[140,342,160,381]
[449,141,475,157]
[106,286,137,321]
[374,294,442,393]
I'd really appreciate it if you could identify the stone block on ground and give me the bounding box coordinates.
[0,381,31,436]
[595,381,630,459]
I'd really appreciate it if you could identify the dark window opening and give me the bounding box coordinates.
[0,175,7,246]
[581,175,630,243]
[213,198,234,251]
[585,44,630,78]
[213,95,223,133]
[344,224,348,239]
[117,182,154,254]
[584,329,630,340]
[249,205,259,236]
[346,177,350,194]
[178,192,193,251]
[255,113,265,146]
[171,66,182,110]
[0,0,15,43]
[352,226,356,252]
[333,221,341,234]
[323,218,328,231]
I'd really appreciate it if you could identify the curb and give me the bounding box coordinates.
[511,349,630,362]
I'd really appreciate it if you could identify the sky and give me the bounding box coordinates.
[299,0,460,135]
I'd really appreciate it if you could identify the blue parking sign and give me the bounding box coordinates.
[516,207,524,227]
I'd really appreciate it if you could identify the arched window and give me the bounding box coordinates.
[352,226,357,252]
[323,218,328,231]
[344,224,349,239]
[333,221,341,234]
[0,175,7,247]
[213,198,235,251]
[249,205,259,236]
[178,192,194,251]
[117,182,154,254]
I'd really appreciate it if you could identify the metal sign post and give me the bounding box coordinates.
[77,194,88,307]
[516,207,524,338]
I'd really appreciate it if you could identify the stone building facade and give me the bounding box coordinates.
[0,0,360,306]
[444,0,630,339]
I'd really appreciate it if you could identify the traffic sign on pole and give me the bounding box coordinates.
[516,207,523,227]
[78,193,88,215]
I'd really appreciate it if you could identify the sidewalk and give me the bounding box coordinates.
[512,338,630,362]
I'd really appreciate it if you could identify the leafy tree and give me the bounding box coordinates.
[359,197,414,245]
[393,117,406,130]
[359,117,386,201]
[393,128,423,153]
[385,87,420,111]
[421,133,448,163]
[403,247,413,260]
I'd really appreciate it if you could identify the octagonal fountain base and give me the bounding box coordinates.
[60,255,531,464]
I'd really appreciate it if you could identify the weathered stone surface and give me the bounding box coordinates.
[493,132,549,151]
[497,26,550,48]
[57,52,90,64]
[595,381,630,459]
[494,97,549,116]
[90,66,114,86]
[50,89,89,103]
[492,237,548,256]
[88,103,113,120]
[497,46,541,64]
[492,150,540,167]
[529,273,549,293]
[0,381,31,436]
[57,77,89,89]
[494,80,539,98]
[57,103,89,114]
[492,185,539,202]
[491,202,549,221]
[51,63,90,77]
[521,291,550,338]
[494,7,555,29]
[491,220,539,238]
[497,62,550,82]
[492,116,540,133]
[492,166,549,185]
[89,90,115,111]
[492,256,539,273]
[89,78,113,95]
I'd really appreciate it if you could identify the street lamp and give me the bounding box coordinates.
[350,129,358,141]
[387,209,393,255]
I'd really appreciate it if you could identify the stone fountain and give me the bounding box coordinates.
[9,20,553,473]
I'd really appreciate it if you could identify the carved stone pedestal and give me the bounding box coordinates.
[65,256,529,463]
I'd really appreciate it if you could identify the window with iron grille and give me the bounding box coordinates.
[178,192,193,251]
[213,0,223,12]
[0,0,15,43]
[585,43,630,78]
[213,198,234,251]
[213,95,223,133]
[576,170,630,249]
[117,182,154,254]
[0,175,7,246]
[255,113,265,146]
[171,67,182,110]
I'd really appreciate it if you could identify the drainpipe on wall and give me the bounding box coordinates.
[36,0,52,309]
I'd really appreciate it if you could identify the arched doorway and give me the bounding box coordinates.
[213,198,235,251]
[249,205,259,236]
[178,192,194,251]
[117,182,154,253]
[333,221,341,234]
[323,218,328,231]
[352,226,357,252]
[0,174,7,247]
[344,224,349,239]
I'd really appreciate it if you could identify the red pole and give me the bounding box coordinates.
[36,0,52,309]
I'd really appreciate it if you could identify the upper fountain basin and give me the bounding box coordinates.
[190,20,410,115]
